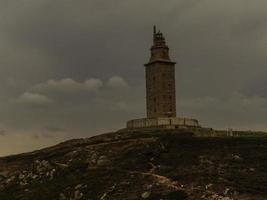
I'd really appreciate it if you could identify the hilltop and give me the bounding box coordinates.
[0,129,267,200]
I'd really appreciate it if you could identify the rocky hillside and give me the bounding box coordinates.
[0,129,267,200]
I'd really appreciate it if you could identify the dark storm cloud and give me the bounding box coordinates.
[0,0,201,83]
[1,0,267,155]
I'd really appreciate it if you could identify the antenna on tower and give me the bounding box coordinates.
[153,25,157,43]
[153,25,157,35]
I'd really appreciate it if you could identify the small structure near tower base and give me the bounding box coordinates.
[126,26,200,130]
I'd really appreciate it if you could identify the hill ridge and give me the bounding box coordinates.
[0,129,267,200]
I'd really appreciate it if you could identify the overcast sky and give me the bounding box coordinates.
[1,0,267,156]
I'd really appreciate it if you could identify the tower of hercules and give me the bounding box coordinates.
[145,26,176,118]
[126,26,200,129]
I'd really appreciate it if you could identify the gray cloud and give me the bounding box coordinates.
[107,76,129,89]
[17,92,54,105]
[0,76,141,137]
[44,126,66,133]
[0,0,267,155]
[0,130,7,136]
[32,78,103,94]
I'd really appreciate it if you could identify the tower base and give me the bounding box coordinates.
[126,117,201,129]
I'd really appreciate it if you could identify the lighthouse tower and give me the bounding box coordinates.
[145,26,177,118]
[126,26,200,129]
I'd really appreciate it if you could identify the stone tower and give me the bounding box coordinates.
[145,26,177,118]
[126,27,200,129]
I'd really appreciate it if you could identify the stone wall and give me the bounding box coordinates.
[145,62,176,118]
[127,117,200,129]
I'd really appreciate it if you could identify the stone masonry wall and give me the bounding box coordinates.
[146,62,176,118]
